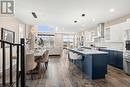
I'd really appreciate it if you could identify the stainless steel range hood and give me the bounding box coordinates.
[96,23,104,38]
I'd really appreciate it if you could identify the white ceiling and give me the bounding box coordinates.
[15,0,130,32]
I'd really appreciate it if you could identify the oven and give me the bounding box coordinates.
[125,40,130,51]
[123,40,130,75]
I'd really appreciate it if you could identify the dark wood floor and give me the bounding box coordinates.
[26,51,130,87]
[0,51,130,87]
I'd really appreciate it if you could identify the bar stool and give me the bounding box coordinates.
[68,51,82,71]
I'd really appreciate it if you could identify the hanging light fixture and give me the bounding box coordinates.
[31,27,36,34]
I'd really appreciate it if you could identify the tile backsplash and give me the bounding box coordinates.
[85,38,124,50]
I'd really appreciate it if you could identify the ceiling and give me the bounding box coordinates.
[15,0,130,32]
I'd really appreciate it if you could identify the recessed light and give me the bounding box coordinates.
[109,8,115,12]
[74,21,77,23]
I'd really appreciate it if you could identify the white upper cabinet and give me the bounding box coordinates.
[126,18,130,30]
[105,22,128,42]
[85,31,95,42]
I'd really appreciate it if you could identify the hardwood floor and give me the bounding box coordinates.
[0,51,130,87]
[26,51,130,87]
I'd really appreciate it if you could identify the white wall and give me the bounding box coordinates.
[0,17,31,72]
[54,33,63,48]
[82,14,130,50]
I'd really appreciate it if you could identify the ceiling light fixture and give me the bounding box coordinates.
[109,8,115,12]
[74,21,77,23]
[82,14,86,17]
[32,12,37,18]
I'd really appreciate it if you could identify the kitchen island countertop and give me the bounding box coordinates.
[68,48,108,55]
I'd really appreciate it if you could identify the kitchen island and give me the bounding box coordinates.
[68,48,108,80]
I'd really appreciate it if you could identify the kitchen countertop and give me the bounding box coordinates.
[100,48,124,52]
[82,46,124,52]
[69,48,108,55]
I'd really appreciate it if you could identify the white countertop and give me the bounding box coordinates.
[101,48,124,52]
[26,49,46,57]
[34,49,46,57]
[69,48,108,55]
[82,46,124,52]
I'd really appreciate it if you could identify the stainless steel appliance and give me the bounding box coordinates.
[125,40,130,50]
[123,51,130,75]
[123,29,130,75]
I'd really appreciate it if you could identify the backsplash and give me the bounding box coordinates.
[85,38,124,50]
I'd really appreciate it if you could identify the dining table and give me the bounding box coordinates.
[34,49,46,58]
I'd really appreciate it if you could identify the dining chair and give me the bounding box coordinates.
[26,52,37,80]
[45,50,49,69]
[41,50,49,70]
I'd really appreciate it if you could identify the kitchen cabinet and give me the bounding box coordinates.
[105,22,127,42]
[116,51,123,69]
[126,18,130,29]
[68,48,108,80]
[105,27,110,40]
[109,50,123,69]
[86,31,95,42]
[109,50,115,65]
[100,49,123,70]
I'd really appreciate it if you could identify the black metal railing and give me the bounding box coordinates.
[0,38,26,87]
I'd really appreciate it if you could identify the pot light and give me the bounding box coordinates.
[74,21,77,23]
[109,8,115,12]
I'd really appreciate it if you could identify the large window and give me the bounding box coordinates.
[38,25,55,33]
[36,25,55,48]
[63,35,74,43]
[36,35,54,48]
[63,35,74,48]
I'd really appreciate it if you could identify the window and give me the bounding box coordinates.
[36,25,55,48]
[63,35,74,48]
[63,35,74,43]
[38,25,55,33]
[36,35,54,48]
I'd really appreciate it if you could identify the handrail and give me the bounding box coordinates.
[0,38,26,87]
[0,40,21,45]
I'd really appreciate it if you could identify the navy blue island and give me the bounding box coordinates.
[68,48,108,80]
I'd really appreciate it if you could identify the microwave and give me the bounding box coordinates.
[125,40,130,50]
